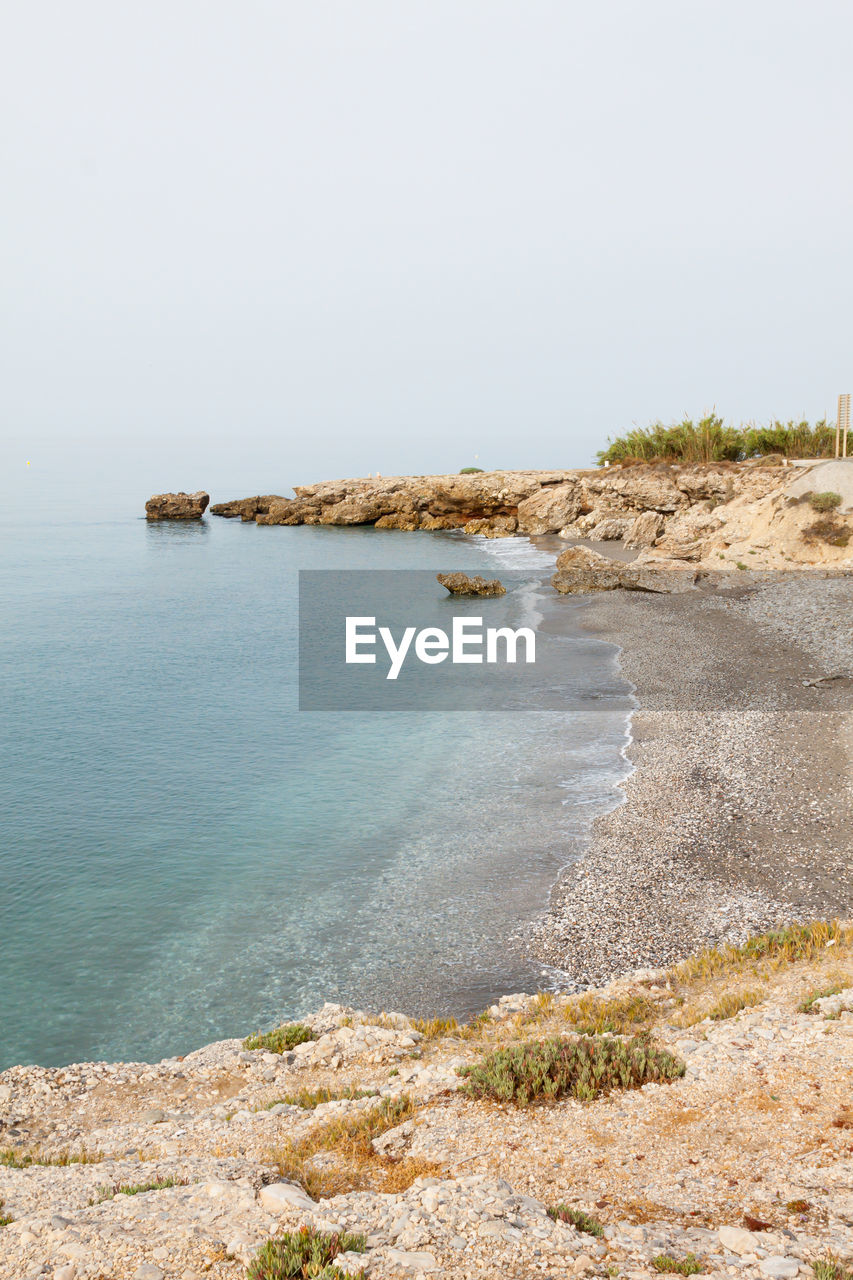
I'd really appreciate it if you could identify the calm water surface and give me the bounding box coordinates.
[0,468,631,1068]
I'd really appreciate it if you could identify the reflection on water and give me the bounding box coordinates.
[145,519,210,540]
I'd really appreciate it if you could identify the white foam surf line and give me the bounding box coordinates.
[473,531,558,629]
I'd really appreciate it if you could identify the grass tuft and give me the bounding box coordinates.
[247,1225,366,1279]
[0,1146,103,1169]
[411,1016,459,1040]
[651,1254,703,1275]
[798,983,849,1014]
[671,921,852,985]
[547,1204,604,1236]
[244,1024,316,1053]
[706,988,764,1021]
[0,1198,11,1227]
[266,1094,441,1199]
[90,1174,189,1205]
[812,1260,853,1280]
[458,1034,685,1107]
[260,1086,379,1111]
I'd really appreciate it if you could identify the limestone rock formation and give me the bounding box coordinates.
[625,510,665,548]
[587,513,634,541]
[516,481,583,534]
[551,545,697,594]
[145,492,209,521]
[209,496,283,521]
[436,572,507,596]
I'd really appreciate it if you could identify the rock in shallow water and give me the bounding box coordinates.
[144,492,209,521]
[436,572,506,596]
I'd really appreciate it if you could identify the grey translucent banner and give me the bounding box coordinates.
[298,569,631,711]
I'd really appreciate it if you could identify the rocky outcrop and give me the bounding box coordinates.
[551,545,697,594]
[199,463,853,568]
[625,510,665,548]
[145,492,209,521]
[209,496,283,521]
[436,572,507,596]
[516,480,584,534]
[586,513,634,541]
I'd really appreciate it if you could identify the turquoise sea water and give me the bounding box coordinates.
[0,469,631,1069]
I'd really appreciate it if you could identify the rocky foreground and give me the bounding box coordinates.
[206,460,853,570]
[1,929,852,1280]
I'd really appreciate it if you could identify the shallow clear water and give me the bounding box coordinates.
[0,470,631,1068]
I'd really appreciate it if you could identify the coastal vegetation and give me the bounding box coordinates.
[260,1084,379,1110]
[651,1253,704,1275]
[247,1226,366,1280]
[267,1094,441,1199]
[596,415,836,465]
[243,1023,316,1053]
[458,1034,685,1106]
[547,1203,605,1236]
[91,1174,189,1203]
[809,491,843,511]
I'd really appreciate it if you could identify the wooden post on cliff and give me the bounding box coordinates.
[837,393,851,458]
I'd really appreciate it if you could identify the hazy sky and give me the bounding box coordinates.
[3,1,853,487]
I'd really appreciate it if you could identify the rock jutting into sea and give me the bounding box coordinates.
[209,460,853,570]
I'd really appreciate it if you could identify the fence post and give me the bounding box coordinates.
[837,394,851,458]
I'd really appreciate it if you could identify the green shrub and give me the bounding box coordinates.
[247,1226,366,1279]
[459,466,484,473]
[0,1198,11,1227]
[547,1204,604,1236]
[597,416,835,466]
[652,1254,703,1275]
[243,1023,315,1053]
[458,1034,685,1106]
[809,491,843,512]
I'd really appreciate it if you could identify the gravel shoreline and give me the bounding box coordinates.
[530,572,853,984]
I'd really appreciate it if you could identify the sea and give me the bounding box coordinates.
[0,465,633,1070]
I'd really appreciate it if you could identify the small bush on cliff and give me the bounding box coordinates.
[458,1034,684,1106]
[243,1023,315,1053]
[809,491,843,512]
[247,1226,366,1279]
[804,517,851,547]
[459,466,484,473]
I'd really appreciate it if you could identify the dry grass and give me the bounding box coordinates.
[671,921,852,985]
[258,1085,378,1111]
[266,1094,443,1198]
[0,1146,104,1169]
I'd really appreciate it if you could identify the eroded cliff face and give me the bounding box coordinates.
[210,462,853,568]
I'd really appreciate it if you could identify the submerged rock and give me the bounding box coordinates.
[436,572,507,596]
[145,492,209,521]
